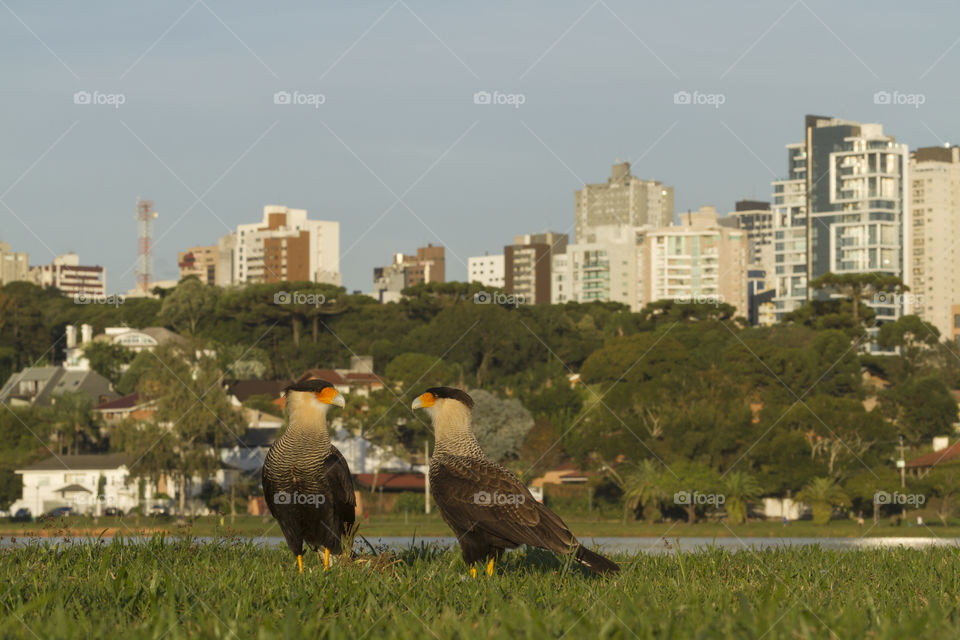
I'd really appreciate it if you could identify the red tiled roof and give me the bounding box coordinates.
[93,393,144,411]
[344,372,383,383]
[297,369,347,385]
[353,473,425,491]
[905,442,960,468]
[227,380,289,403]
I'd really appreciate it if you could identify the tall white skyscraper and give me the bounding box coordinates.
[909,145,960,340]
[771,116,909,323]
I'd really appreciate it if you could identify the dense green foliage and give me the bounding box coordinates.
[1,277,959,521]
[3,538,960,639]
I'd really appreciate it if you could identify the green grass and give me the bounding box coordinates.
[3,535,960,639]
[1,512,956,539]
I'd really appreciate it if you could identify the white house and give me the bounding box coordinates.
[10,454,157,517]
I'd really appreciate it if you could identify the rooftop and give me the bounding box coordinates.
[905,442,960,469]
[18,453,132,472]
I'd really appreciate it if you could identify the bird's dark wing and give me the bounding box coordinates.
[323,447,356,531]
[261,463,280,520]
[431,456,577,554]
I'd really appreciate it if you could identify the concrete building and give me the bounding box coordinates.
[553,208,748,315]
[552,225,638,308]
[505,232,567,304]
[0,241,29,285]
[726,201,776,325]
[372,244,445,303]
[219,205,340,286]
[953,304,960,344]
[575,162,673,241]
[30,253,106,298]
[725,200,774,270]
[771,116,909,322]
[177,245,219,285]
[467,253,505,288]
[909,145,960,341]
[639,206,749,317]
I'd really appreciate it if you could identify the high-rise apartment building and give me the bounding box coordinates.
[639,207,749,317]
[372,244,445,303]
[30,253,106,298]
[726,200,774,271]
[771,116,909,322]
[0,241,29,285]
[909,145,960,340]
[553,207,748,316]
[505,232,567,304]
[467,254,505,288]
[552,225,638,308]
[575,162,673,241]
[177,245,219,285]
[218,205,340,286]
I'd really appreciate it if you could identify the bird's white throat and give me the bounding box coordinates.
[285,393,332,446]
[430,399,484,458]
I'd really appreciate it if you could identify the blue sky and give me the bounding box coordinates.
[2,1,958,293]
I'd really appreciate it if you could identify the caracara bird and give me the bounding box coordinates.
[412,387,619,576]
[262,379,356,572]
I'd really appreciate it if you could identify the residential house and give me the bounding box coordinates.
[9,453,157,517]
[92,393,157,425]
[0,366,117,407]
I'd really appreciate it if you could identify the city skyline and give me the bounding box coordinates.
[3,2,960,293]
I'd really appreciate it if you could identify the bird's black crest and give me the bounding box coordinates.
[285,379,335,394]
[425,386,474,409]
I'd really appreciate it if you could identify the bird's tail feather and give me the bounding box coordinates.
[574,545,620,575]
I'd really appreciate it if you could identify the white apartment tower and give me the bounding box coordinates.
[467,254,505,288]
[909,145,960,340]
[771,116,909,322]
[219,206,340,286]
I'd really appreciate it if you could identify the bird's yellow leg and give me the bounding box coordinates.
[469,566,477,578]
[486,558,494,576]
[324,547,331,570]
[297,554,303,573]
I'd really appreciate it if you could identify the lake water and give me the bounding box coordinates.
[4,535,959,554]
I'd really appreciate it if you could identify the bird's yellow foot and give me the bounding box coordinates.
[469,566,477,578]
[297,554,303,573]
[324,548,331,570]
[486,558,494,576]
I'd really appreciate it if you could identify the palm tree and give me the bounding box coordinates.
[621,459,669,524]
[796,477,851,525]
[722,471,762,525]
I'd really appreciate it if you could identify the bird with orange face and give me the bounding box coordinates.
[412,386,618,576]
[262,379,355,572]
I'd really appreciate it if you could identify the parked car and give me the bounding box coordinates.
[10,508,32,522]
[104,507,124,517]
[148,505,170,517]
[40,506,74,520]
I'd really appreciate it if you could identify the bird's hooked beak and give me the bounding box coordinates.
[411,392,435,410]
[316,386,345,408]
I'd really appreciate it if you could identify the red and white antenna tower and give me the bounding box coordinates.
[135,199,158,293]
